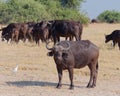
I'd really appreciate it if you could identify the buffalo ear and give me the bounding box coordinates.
[0,28,2,31]
[62,53,68,58]
[47,51,53,57]
[104,34,107,37]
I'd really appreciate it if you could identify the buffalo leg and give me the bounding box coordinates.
[65,37,68,41]
[87,64,93,88]
[53,35,60,44]
[65,36,72,41]
[75,35,80,41]
[69,36,74,41]
[53,36,57,45]
[15,34,19,43]
[11,34,15,43]
[29,33,33,42]
[23,33,27,43]
[35,36,40,45]
[56,66,63,88]
[79,35,82,40]
[113,41,116,48]
[87,62,98,88]
[68,67,74,89]
[92,62,98,87]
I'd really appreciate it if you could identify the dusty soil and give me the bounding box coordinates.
[0,23,120,96]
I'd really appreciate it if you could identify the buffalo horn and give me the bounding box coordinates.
[63,41,70,51]
[46,42,53,50]
[55,41,70,51]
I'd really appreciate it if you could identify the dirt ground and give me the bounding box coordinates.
[0,23,120,96]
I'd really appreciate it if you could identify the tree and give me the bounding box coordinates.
[60,0,84,10]
[0,0,89,24]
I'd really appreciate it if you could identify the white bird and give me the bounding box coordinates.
[13,65,19,73]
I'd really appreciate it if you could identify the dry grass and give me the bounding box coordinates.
[82,23,120,78]
[0,23,120,96]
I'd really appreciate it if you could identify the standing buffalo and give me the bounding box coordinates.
[105,30,120,50]
[46,40,99,89]
[26,21,36,42]
[0,22,36,43]
[32,21,51,45]
[38,20,83,44]
[49,20,83,44]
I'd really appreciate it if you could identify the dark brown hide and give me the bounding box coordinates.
[47,40,99,89]
[105,30,120,50]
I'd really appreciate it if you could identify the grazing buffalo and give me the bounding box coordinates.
[105,30,120,50]
[0,26,10,42]
[0,23,17,42]
[46,40,99,89]
[91,19,99,23]
[32,21,51,45]
[0,22,35,43]
[0,23,26,43]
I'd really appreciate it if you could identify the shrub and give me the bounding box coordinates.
[0,0,89,24]
[97,10,120,23]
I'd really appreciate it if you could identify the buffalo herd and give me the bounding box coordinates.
[0,20,83,45]
[0,20,120,49]
[0,20,119,89]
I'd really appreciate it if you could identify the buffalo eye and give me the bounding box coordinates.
[62,53,68,58]
[47,51,53,56]
[54,52,60,57]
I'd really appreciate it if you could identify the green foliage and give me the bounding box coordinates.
[97,10,120,23]
[0,0,47,23]
[0,0,89,24]
[59,0,85,10]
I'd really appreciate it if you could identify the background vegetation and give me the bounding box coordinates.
[97,10,120,23]
[0,0,89,24]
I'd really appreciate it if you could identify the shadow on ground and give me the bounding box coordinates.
[6,81,85,88]
[6,81,57,87]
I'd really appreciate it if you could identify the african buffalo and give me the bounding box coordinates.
[105,30,120,50]
[39,20,83,44]
[46,40,99,89]
[0,23,14,42]
[49,20,83,44]
[32,21,51,45]
[0,22,36,43]
[26,21,36,42]
[0,26,11,42]
[0,23,27,43]
[91,19,99,23]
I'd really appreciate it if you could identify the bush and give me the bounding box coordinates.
[0,0,89,24]
[97,10,120,23]
[0,0,47,23]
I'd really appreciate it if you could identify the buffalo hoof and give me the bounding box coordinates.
[56,84,62,89]
[69,85,74,90]
[91,84,96,88]
[87,84,96,88]
[69,87,74,90]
